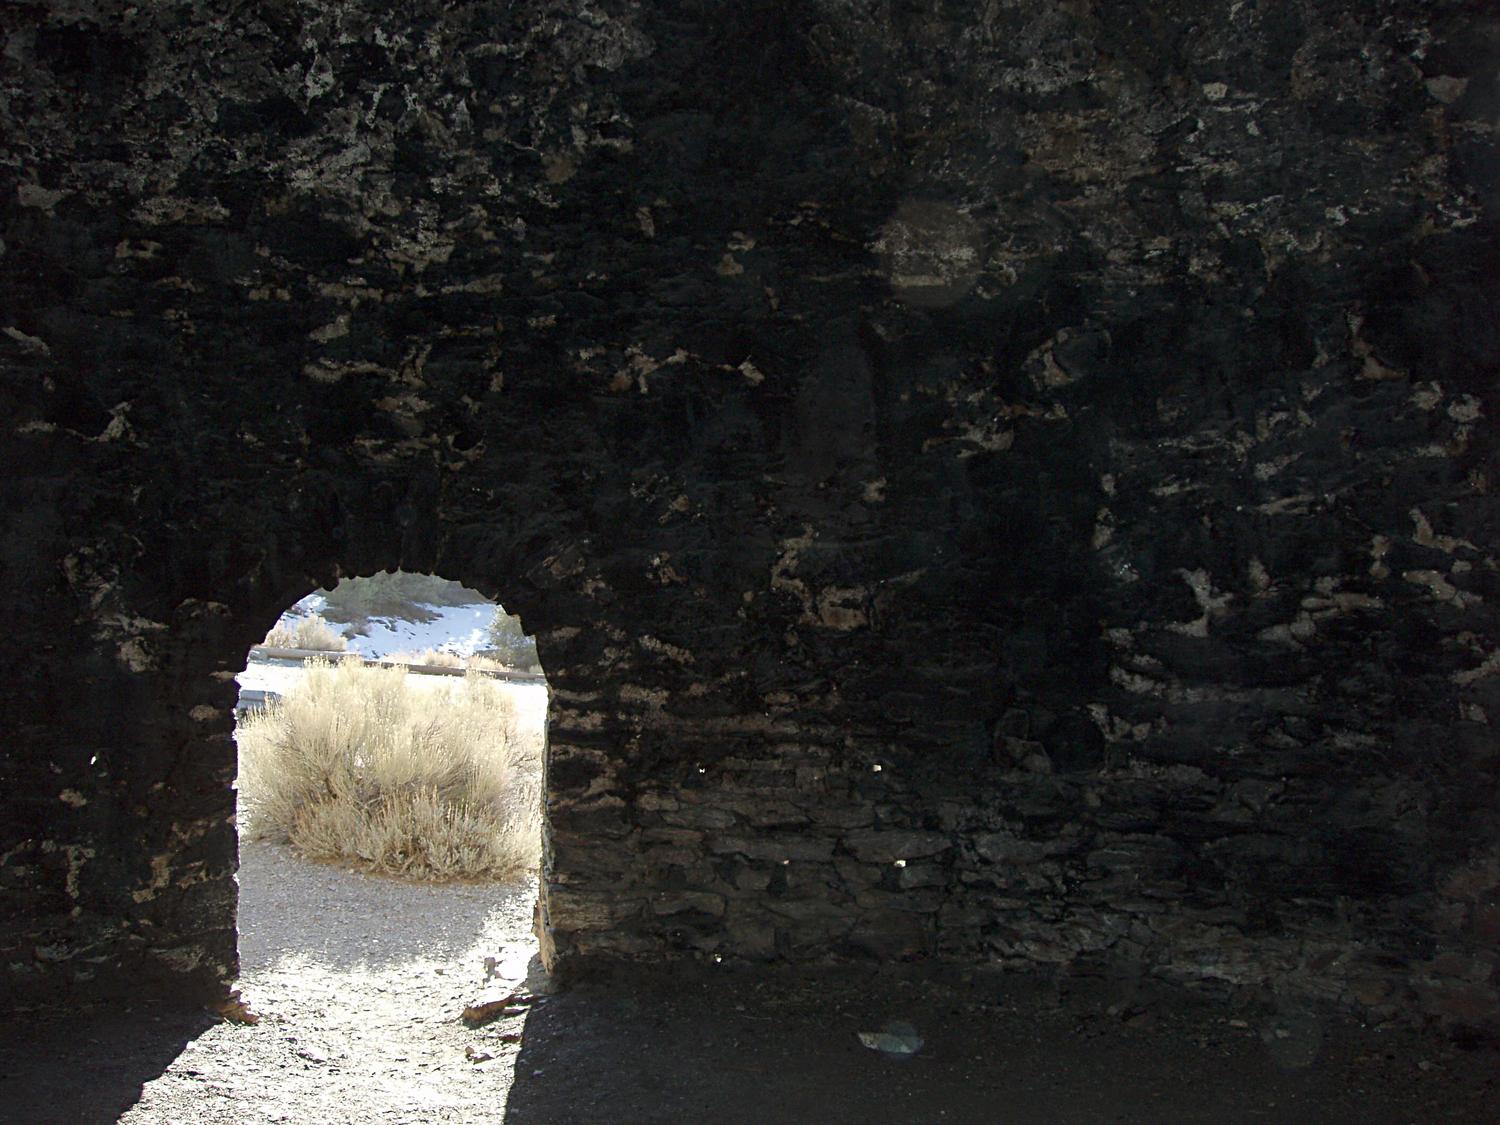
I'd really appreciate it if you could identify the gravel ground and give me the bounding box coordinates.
[117,839,543,1125]
[0,828,1494,1125]
[3,844,1495,1124]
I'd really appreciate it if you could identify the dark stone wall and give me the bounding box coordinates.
[2,1,1496,1029]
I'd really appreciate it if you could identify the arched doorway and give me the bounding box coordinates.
[225,571,553,1100]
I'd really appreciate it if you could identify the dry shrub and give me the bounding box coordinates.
[385,648,506,672]
[236,659,541,882]
[262,614,348,652]
[385,648,463,668]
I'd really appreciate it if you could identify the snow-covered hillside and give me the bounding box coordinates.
[278,593,498,659]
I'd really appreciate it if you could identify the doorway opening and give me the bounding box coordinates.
[236,571,545,882]
[219,571,550,1105]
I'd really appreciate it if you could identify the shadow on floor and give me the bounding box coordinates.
[0,1002,215,1125]
[2,965,1494,1124]
[503,964,1495,1125]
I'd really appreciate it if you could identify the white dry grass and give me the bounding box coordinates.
[261,613,349,652]
[236,659,542,882]
[383,648,507,672]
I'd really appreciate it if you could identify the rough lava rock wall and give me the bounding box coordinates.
[2,1,1496,1032]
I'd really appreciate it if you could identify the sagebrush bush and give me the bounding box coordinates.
[236,659,541,882]
[262,613,348,652]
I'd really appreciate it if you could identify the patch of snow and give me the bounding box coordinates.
[282,593,327,617]
[345,602,498,659]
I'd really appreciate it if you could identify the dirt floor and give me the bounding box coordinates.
[1,840,1496,1124]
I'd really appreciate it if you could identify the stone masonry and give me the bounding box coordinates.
[1,1,1496,1035]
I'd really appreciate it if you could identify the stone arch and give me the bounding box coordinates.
[33,472,592,1003]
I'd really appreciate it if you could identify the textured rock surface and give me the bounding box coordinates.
[1,0,1496,1033]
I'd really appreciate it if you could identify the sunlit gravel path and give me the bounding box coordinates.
[120,841,541,1125]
